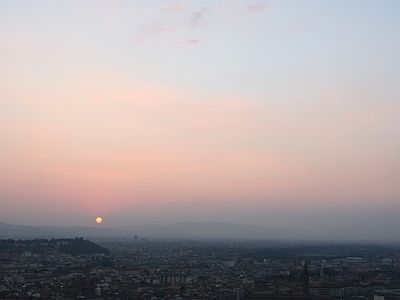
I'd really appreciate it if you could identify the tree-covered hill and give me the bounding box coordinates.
[0,237,109,256]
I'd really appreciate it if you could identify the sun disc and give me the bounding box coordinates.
[95,216,103,224]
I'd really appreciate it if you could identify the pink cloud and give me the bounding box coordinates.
[181,38,198,46]
[133,38,143,46]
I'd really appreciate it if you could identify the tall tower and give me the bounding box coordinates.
[302,261,309,294]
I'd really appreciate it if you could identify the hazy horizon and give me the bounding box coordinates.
[2,218,400,242]
[1,1,399,241]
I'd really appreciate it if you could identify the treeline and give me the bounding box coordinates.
[0,237,109,256]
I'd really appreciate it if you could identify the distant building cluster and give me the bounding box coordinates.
[0,239,399,299]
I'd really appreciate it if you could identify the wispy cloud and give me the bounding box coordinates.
[191,8,209,28]
[246,4,267,13]
[181,39,198,46]
[161,3,186,12]
[149,22,178,35]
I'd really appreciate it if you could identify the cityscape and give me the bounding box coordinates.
[0,235,400,299]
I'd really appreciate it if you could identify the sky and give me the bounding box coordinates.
[1,0,399,240]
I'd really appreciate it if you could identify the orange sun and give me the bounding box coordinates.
[95,216,103,224]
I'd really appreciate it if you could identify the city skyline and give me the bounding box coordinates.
[1,1,399,240]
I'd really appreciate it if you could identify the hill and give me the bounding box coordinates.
[0,237,109,256]
[0,220,300,240]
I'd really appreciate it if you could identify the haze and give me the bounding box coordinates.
[1,1,399,241]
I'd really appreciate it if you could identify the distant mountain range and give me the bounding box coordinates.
[0,221,300,240]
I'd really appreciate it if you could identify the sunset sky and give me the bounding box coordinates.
[1,1,399,240]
